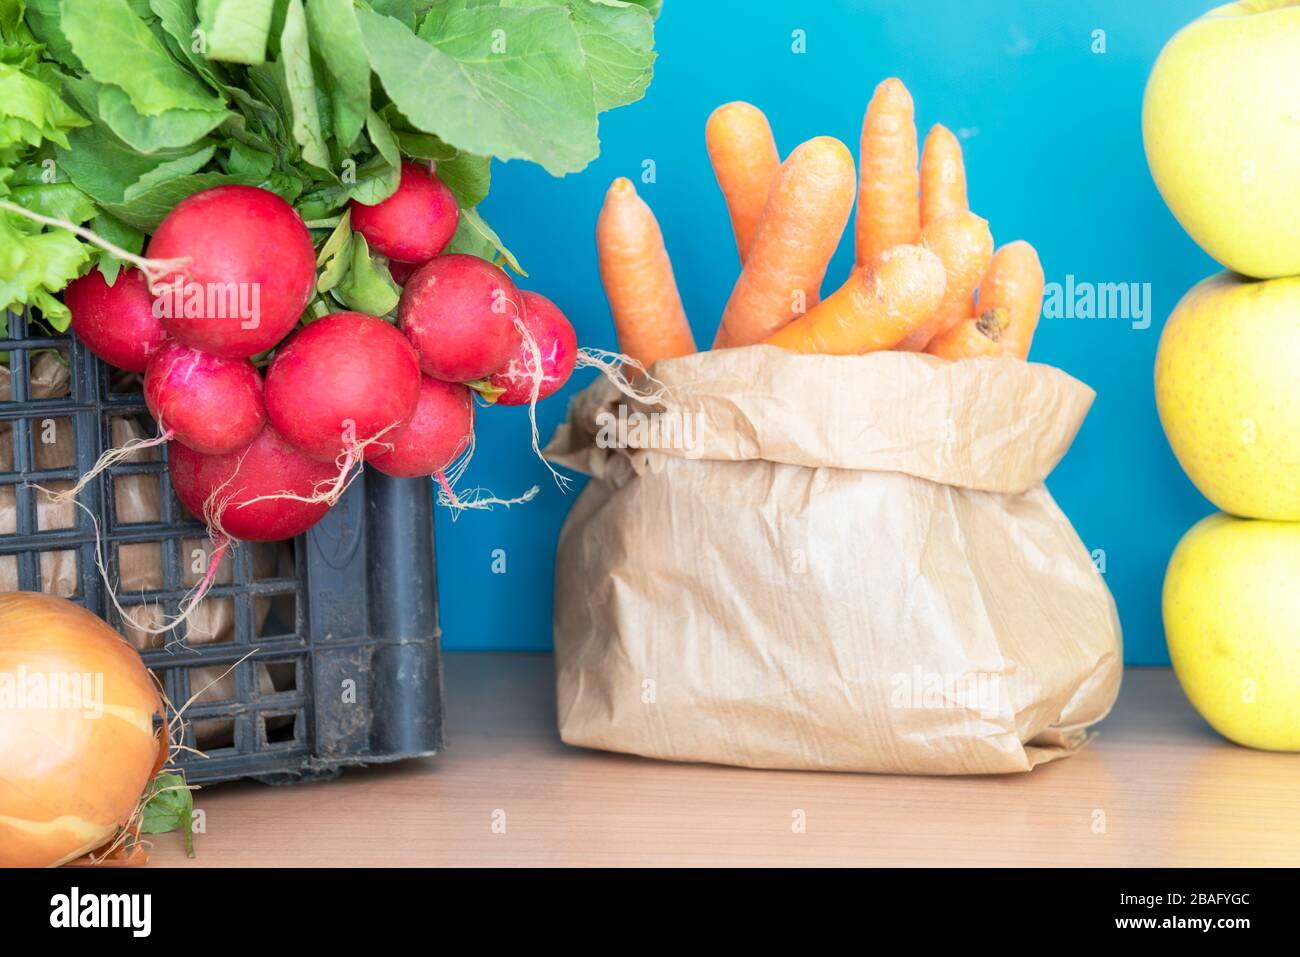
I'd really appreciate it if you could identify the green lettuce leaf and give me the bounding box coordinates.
[334,233,400,316]
[437,151,489,208]
[138,771,195,858]
[316,236,350,293]
[23,0,83,70]
[100,170,265,231]
[56,113,217,206]
[63,74,228,154]
[8,181,96,223]
[359,5,597,176]
[152,0,240,96]
[0,211,91,329]
[338,110,400,204]
[369,0,419,29]
[196,0,275,65]
[305,0,369,150]
[426,0,657,113]
[0,60,88,163]
[623,0,660,18]
[276,0,329,170]
[566,0,656,111]
[451,206,525,275]
[90,210,144,283]
[226,139,274,178]
[61,0,227,116]
[124,144,219,200]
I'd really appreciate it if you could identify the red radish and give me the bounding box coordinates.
[488,291,579,405]
[399,254,523,382]
[370,376,474,479]
[64,267,167,373]
[388,258,422,286]
[169,424,336,542]
[264,312,421,463]
[144,340,265,454]
[351,162,459,263]
[146,185,316,359]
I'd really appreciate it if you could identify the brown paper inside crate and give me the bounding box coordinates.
[1,356,286,747]
[545,346,1123,775]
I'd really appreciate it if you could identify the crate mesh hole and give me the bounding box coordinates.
[0,367,15,405]
[261,711,301,748]
[111,471,163,525]
[182,537,230,589]
[0,419,18,539]
[34,484,76,531]
[251,540,294,580]
[37,549,78,598]
[185,596,236,647]
[121,609,170,651]
[117,541,165,590]
[186,662,239,711]
[34,345,72,382]
[0,484,15,536]
[191,717,238,753]
[262,659,300,694]
[108,369,144,396]
[31,415,75,469]
[107,411,160,453]
[256,592,298,640]
[2,346,71,405]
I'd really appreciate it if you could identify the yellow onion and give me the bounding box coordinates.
[0,592,161,867]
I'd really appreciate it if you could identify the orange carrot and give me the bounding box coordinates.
[763,244,945,355]
[926,307,1008,360]
[713,136,856,348]
[920,124,968,228]
[595,178,697,370]
[896,210,993,351]
[854,78,920,268]
[705,101,781,265]
[977,241,1044,359]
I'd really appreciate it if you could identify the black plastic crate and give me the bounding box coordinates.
[1,309,444,784]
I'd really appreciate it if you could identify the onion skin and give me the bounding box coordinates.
[0,593,161,867]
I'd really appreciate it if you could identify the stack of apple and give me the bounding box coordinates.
[1144,0,1300,751]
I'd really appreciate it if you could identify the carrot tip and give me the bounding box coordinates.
[710,101,760,119]
[874,77,914,104]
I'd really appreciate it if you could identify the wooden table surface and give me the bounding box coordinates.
[150,654,1300,867]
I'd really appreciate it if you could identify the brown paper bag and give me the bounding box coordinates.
[545,346,1122,775]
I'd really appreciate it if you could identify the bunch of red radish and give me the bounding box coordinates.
[63,163,578,553]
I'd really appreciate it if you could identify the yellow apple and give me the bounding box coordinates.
[1155,271,1300,520]
[1142,0,1300,278]
[1164,513,1300,750]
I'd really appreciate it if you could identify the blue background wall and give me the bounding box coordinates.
[436,0,1221,665]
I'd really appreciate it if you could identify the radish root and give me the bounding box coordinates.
[44,428,175,506]
[513,315,571,491]
[575,347,671,406]
[433,432,539,517]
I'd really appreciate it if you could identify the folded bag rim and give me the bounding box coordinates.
[546,345,1096,495]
